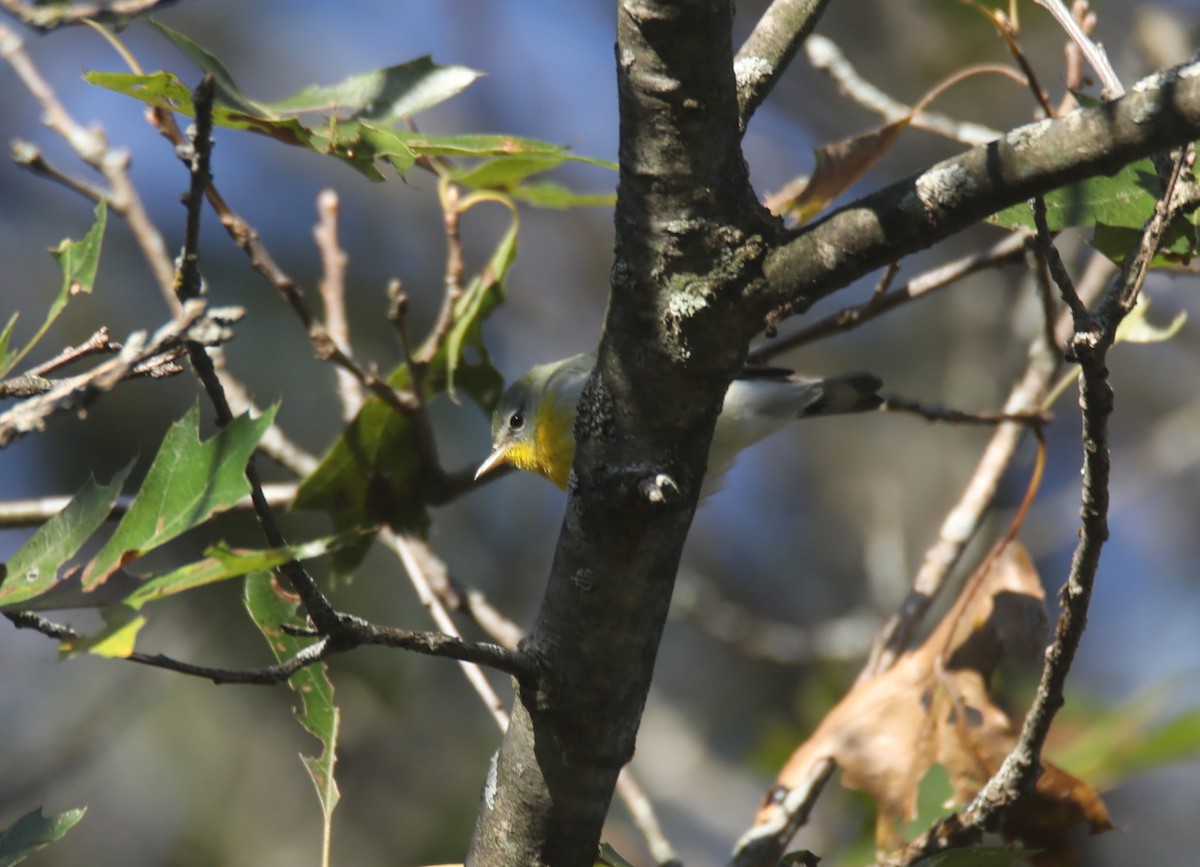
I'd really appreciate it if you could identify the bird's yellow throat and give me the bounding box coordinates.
[505,398,576,489]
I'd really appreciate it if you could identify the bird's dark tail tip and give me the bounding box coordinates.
[805,372,884,416]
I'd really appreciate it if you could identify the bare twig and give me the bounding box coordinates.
[0,23,179,312]
[0,481,297,529]
[5,605,532,685]
[754,233,1027,357]
[313,189,362,420]
[731,759,836,867]
[675,569,879,665]
[9,138,111,201]
[1033,0,1123,98]
[383,529,514,730]
[882,395,1048,427]
[0,0,182,32]
[803,35,1002,146]
[0,301,240,448]
[892,151,1188,867]
[0,348,184,399]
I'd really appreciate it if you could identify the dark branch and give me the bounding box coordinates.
[757,59,1200,323]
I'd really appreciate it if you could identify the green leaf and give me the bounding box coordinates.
[0,313,18,376]
[124,532,360,610]
[62,532,355,658]
[1091,217,1199,268]
[292,365,428,556]
[148,19,269,116]
[510,181,616,209]
[264,55,482,123]
[1055,692,1200,789]
[82,402,277,590]
[989,158,1161,231]
[0,462,132,609]
[0,805,86,867]
[60,604,144,658]
[451,154,567,188]
[85,71,321,151]
[0,200,106,377]
[50,198,106,298]
[245,572,341,845]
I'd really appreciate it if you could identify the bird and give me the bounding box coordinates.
[475,352,882,493]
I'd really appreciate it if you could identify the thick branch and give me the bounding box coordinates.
[468,2,763,865]
[734,0,833,131]
[757,59,1200,320]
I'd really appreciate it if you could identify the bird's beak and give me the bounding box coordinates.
[475,444,510,481]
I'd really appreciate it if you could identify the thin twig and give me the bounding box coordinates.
[0,302,240,448]
[754,233,1026,357]
[0,0,182,32]
[4,607,532,684]
[0,23,178,311]
[9,138,111,202]
[313,189,362,421]
[892,150,1188,867]
[383,529,514,729]
[0,481,298,529]
[882,395,1048,427]
[803,35,1002,146]
[1033,0,1123,97]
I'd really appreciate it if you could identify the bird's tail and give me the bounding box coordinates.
[800,372,883,417]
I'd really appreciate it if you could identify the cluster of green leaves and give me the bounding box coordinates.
[0,401,356,656]
[0,17,624,860]
[989,156,1200,268]
[88,20,616,203]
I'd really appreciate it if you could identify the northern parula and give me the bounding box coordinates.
[475,353,882,491]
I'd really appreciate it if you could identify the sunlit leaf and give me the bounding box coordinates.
[60,604,144,658]
[81,402,277,590]
[60,533,354,658]
[0,805,86,866]
[265,55,482,123]
[245,573,341,840]
[0,462,131,609]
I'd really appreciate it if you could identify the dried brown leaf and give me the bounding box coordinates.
[754,543,1109,860]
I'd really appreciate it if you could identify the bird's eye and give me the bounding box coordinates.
[508,411,525,431]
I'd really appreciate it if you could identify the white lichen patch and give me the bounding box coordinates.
[913,162,975,210]
[733,55,772,89]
